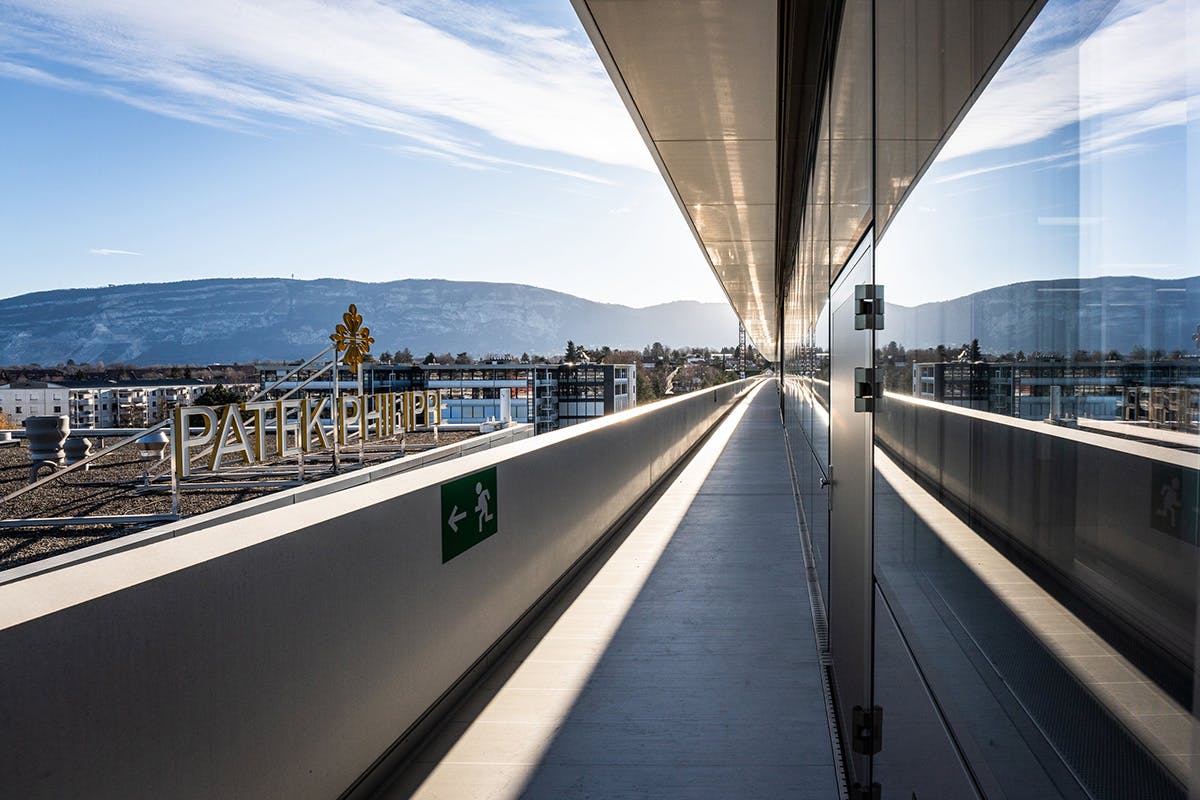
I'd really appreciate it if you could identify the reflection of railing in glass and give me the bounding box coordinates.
[876,390,1197,790]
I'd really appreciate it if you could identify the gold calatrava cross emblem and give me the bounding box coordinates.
[330,303,375,368]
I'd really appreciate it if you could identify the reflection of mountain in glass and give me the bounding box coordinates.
[886,275,1200,356]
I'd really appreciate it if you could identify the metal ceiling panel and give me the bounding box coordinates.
[584,0,777,142]
[573,0,780,353]
[656,140,777,206]
[705,240,775,268]
[689,204,775,243]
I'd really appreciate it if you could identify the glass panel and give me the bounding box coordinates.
[812,253,832,603]
[874,1,1197,797]
[829,0,873,272]
[783,83,834,605]
[874,0,1039,235]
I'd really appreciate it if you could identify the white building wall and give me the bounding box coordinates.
[0,382,255,429]
[0,386,68,424]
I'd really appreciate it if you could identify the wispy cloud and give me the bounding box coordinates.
[1037,216,1102,226]
[0,0,651,176]
[932,149,1079,184]
[89,248,141,256]
[392,141,614,184]
[939,0,1191,163]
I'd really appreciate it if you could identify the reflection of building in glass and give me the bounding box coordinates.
[913,359,1200,430]
[913,362,1013,415]
[256,362,635,434]
[1123,385,1200,431]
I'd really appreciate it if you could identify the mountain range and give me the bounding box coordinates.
[1,274,1194,366]
[883,275,1200,356]
[0,278,738,365]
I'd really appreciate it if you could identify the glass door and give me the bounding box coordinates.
[828,232,876,790]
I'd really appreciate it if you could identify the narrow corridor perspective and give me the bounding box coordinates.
[379,382,838,798]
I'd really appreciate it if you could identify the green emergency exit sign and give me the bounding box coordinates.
[441,466,499,563]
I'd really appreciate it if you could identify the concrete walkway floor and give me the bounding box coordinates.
[378,382,838,799]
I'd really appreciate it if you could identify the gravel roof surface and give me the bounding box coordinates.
[0,429,476,571]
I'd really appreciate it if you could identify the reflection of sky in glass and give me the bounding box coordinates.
[881,0,1194,308]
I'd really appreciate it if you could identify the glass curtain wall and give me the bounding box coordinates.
[873,1,1197,797]
[782,0,1197,796]
[782,87,833,603]
[783,0,867,612]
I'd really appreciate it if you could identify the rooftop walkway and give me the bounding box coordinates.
[378,382,839,799]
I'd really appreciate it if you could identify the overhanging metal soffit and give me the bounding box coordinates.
[572,0,779,353]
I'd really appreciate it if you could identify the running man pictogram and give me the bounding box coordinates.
[475,481,494,533]
[441,466,498,563]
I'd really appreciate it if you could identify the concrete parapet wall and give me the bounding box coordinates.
[876,392,1197,668]
[0,379,757,800]
[0,423,535,587]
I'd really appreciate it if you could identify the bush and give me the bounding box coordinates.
[194,385,249,407]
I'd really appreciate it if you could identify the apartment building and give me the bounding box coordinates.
[0,379,255,428]
[256,362,636,434]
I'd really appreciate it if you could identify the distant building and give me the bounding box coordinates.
[255,362,636,434]
[0,379,257,428]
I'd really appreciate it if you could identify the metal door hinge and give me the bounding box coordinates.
[854,284,885,330]
[854,368,882,413]
[851,704,883,755]
[849,782,881,800]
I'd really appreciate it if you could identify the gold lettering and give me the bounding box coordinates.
[399,391,412,432]
[209,404,255,471]
[411,391,426,428]
[241,400,275,462]
[174,389,431,476]
[359,393,384,441]
[173,406,218,478]
[379,392,393,437]
[302,397,331,452]
[425,390,441,426]
[275,399,302,457]
[338,395,361,445]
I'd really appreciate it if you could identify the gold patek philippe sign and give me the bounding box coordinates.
[170,303,436,477]
[172,389,443,477]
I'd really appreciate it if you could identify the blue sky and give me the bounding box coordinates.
[879,0,1196,307]
[0,0,722,306]
[1,0,1192,312]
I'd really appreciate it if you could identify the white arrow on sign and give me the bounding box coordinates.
[447,505,467,533]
